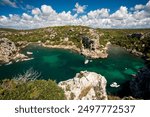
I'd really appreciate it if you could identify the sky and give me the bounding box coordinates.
[0,0,150,29]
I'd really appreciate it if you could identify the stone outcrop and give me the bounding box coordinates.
[82,36,95,50]
[0,38,17,63]
[127,33,143,39]
[16,41,29,49]
[126,48,143,56]
[0,38,28,64]
[58,71,107,100]
[81,36,109,58]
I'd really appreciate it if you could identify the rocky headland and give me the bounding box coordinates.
[58,71,107,100]
[0,38,29,64]
[42,35,110,59]
[130,66,150,99]
[42,41,109,59]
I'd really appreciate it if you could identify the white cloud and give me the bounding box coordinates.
[134,4,144,10]
[145,0,150,12]
[110,6,129,20]
[32,8,41,15]
[26,4,34,10]
[0,16,8,22]
[22,13,32,20]
[0,0,17,8]
[87,8,110,19]
[0,1,150,29]
[41,5,56,15]
[9,14,20,21]
[73,2,87,14]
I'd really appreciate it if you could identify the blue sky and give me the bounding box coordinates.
[0,0,150,29]
[0,0,148,15]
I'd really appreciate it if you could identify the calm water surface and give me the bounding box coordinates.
[0,44,144,94]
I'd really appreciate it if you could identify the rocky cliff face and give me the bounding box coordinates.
[0,38,28,64]
[127,33,143,39]
[130,67,150,99]
[0,38,17,63]
[81,36,109,58]
[58,71,107,100]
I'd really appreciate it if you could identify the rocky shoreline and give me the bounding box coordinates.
[0,38,31,65]
[41,41,110,59]
[0,36,111,65]
[124,47,144,57]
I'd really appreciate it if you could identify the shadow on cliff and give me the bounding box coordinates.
[116,80,132,98]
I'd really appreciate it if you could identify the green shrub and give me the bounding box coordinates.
[0,79,65,100]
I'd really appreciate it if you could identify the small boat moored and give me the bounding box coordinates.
[84,59,89,64]
[27,51,33,55]
[110,82,120,88]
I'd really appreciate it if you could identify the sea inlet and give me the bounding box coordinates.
[0,44,144,95]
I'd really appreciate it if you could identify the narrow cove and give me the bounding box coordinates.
[0,44,145,95]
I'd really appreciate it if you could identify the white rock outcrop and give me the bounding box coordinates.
[0,38,17,63]
[58,71,107,100]
[0,38,29,64]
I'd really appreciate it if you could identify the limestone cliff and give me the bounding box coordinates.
[80,29,109,58]
[58,71,107,100]
[0,38,28,64]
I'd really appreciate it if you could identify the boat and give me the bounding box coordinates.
[16,59,20,62]
[5,61,13,66]
[22,58,34,61]
[84,59,89,64]
[27,51,33,55]
[131,74,136,78]
[110,82,120,88]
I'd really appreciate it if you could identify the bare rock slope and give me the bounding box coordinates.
[58,71,107,100]
[0,38,28,64]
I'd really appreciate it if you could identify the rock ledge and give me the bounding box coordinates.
[58,71,107,100]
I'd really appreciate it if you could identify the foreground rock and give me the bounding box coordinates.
[0,38,28,64]
[58,71,107,100]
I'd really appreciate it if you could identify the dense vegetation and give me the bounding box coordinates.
[98,29,150,60]
[0,26,150,60]
[0,79,65,100]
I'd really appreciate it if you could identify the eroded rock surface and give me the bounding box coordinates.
[0,38,28,64]
[58,71,107,100]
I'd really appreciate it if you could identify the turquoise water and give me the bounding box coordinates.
[0,44,144,94]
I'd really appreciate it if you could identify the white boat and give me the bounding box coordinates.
[84,59,89,64]
[5,61,12,65]
[110,82,120,88]
[22,58,34,61]
[27,51,33,55]
[16,59,20,62]
[89,60,93,62]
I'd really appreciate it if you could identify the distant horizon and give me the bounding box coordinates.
[0,0,150,29]
[1,25,150,31]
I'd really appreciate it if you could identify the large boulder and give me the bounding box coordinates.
[58,71,107,100]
